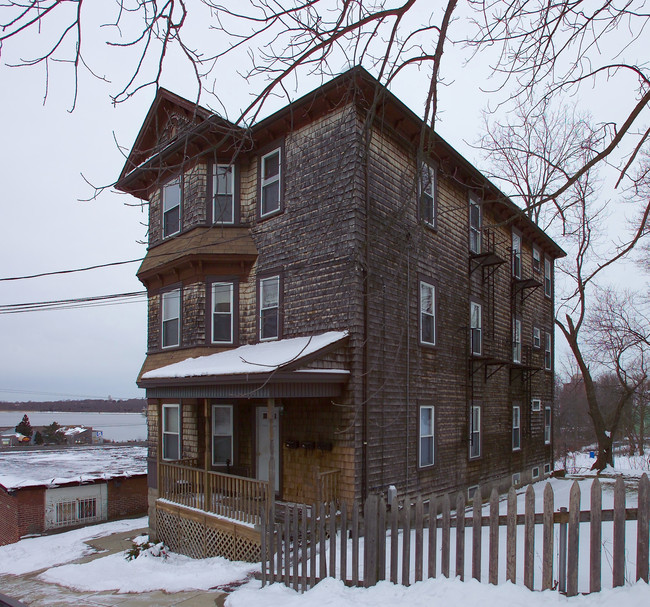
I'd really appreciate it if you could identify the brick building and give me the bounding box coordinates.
[116,67,564,561]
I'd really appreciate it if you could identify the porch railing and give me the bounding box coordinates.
[159,460,269,525]
[316,468,341,505]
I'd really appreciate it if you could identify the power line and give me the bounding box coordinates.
[0,258,143,282]
[0,291,147,314]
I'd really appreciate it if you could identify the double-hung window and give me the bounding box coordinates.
[161,289,181,348]
[531,398,541,412]
[544,257,553,297]
[211,282,234,344]
[213,164,234,224]
[260,148,281,217]
[419,281,436,345]
[469,405,481,458]
[419,405,434,467]
[533,326,541,349]
[470,301,482,355]
[512,317,522,363]
[532,247,541,273]
[512,405,521,451]
[544,331,552,370]
[162,404,180,460]
[162,178,181,238]
[259,275,280,341]
[512,230,522,279]
[544,407,552,444]
[212,405,233,466]
[419,162,436,227]
[469,195,481,254]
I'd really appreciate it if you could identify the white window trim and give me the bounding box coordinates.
[513,317,522,364]
[512,473,521,487]
[162,178,181,238]
[512,405,521,451]
[161,289,181,349]
[213,164,235,224]
[544,331,552,370]
[469,195,482,254]
[211,282,234,344]
[419,162,436,227]
[544,406,552,444]
[533,326,541,349]
[470,301,482,356]
[419,405,435,468]
[469,405,481,459]
[162,403,181,461]
[512,230,522,279]
[532,466,540,479]
[259,275,280,341]
[260,148,281,217]
[211,404,233,466]
[544,257,552,297]
[532,247,542,273]
[531,398,541,412]
[419,281,436,346]
[544,463,552,475]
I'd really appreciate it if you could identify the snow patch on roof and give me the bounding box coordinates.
[142,330,349,380]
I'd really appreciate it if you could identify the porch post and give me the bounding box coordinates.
[204,399,211,512]
[267,397,275,514]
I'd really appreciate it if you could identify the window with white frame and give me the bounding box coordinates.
[162,178,181,238]
[544,407,552,444]
[419,281,436,345]
[213,164,234,224]
[259,275,280,341]
[469,405,481,458]
[419,162,436,227]
[162,404,180,460]
[512,230,522,278]
[532,466,540,479]
[531,398,541,412]
[544,463,552,475]
[419,405,434,467]
[512,405,521,451]
[513,317,522,363]
[512,473,521,486]
[469,195,481,254]
[544,331,552,370]
[532,247,541,273]
[470,301,482,355]
[212,405,233,466]
[211,282,234,344]
[533,326,541,349]
[260,148,281,217]
[161,289,181,348]
[544,257,552,297]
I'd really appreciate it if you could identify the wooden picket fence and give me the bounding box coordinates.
[261,474,650,594]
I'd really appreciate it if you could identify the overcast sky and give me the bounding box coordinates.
[0,3,643,403]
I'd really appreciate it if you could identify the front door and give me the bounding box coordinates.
[256,406,280,492]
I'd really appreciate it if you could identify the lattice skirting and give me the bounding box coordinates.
[156,502,261,562]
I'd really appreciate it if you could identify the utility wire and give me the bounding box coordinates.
[0,291,147,314]
[0,258,143,282]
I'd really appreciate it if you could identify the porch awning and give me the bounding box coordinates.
[138,331,350,399]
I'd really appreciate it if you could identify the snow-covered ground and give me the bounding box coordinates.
[0,445,147,489]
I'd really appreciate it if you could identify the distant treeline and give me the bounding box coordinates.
[0,399,146,413]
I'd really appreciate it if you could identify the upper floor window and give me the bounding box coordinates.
[212,404,233,466]
[544,406,552,444]
[512,230,522,278]
[211,282,234,344]
[469,404,481,458]
[259,275,280,341]
[545,331,552,370]
[162,404,180,460]
[419,281,436,346]
[161,289,181,348]
[531,397,542,412]
[469,195,481,254]
[532,246,541,273]
[260,148,281,217]
[162,178,182,238]
[470,301,482,356]
[512,405,521,451]
[419,162,436,227]
[533,326,541,349]
[513,317,522,363]
[544,257,553,297]
[419,405,435,467]
[213,164,234,224]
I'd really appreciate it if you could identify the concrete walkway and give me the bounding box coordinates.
[0,528,228,607]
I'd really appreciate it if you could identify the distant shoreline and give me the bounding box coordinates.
[0,399,146,413]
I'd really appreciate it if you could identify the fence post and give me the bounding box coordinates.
[567,481,580,597]
[319,502,327,580]
[293,506,300,592]
[301,506,308,591]
[415,496,424,582]
[613,476,626,587]
[637,473,649,583]
[542,482,554,591]
[524,484,535,590]
[472,486,482,582]
[456,491,466,581]
[428,494,437,579]
[402,498,411,586]
[352,501,359,587]
[309,503,317,588]
[390,494,398,584]
[364,495,378,588]
[261,506,267,587]
[340,501,348,586]
[284,508,290,587]
[441,493,451,578]
[378,496,387,582]
[590,478,602,593]
[506,486,517,584]
[329,501,337,583]
[558,506,567,593]
[489,487,499,585]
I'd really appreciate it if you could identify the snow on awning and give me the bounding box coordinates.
[141,331,349,380]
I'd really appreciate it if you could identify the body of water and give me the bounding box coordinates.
[0,411,147,442]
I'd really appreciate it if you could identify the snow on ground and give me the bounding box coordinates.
[0,445,147,489]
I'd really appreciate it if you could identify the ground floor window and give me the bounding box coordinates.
[469,405,481,458]
[162,403,181,460]
[544,406,552,444]
[212,404,233,466]
[512,405,521,451]
[419,405,434,467]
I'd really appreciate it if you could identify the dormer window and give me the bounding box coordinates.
[213,165,235,224]
[162,178,182,238]
[260,148,281,217]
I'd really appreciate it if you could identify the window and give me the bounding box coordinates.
[213,164,234,224]
[469,195,481,254]
[419,405,435,467]
[512,405,521,451]
[544,407,552,444]
[419,281,436,345]
[544,463,552,475]
[260,148,281,217]
[259,275,280,341]
[211,282,234,344]
[512,230,522,278]
[532,247,541,273]
[531,398,541,412]
[533,326,541,349]
[532,467,540,479]
[470,301,482,355]
[512,473,521,486]
[468,485,479,500]
[544,257,552,297]
[162,178,182,238]
[162,404,180,460]
[161,289,181,348]
[544,331,552,370]
[469,405,481,458]
[512,317,522,363]
[212,405,233,466]
[419,162,436,227]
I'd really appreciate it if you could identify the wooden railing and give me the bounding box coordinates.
[316,468,341,505]
[159,460,269,525]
